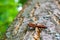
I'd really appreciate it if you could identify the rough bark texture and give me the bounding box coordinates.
[6,0,60,40]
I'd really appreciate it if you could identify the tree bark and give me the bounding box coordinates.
[6,0,60,40]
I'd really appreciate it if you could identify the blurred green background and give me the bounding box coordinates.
[0,0,27,40]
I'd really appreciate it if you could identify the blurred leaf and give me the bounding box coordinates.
[19,0,28,5]
[0,0,28,39]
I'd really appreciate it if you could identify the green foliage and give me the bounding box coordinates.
[0,0,18,40]
[0,0,28,40]
[19,0,28,5]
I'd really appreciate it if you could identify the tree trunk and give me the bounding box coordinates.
[6,0,60,40]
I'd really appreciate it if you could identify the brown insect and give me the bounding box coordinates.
[28,22,47,40]
[28,22,47,28]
